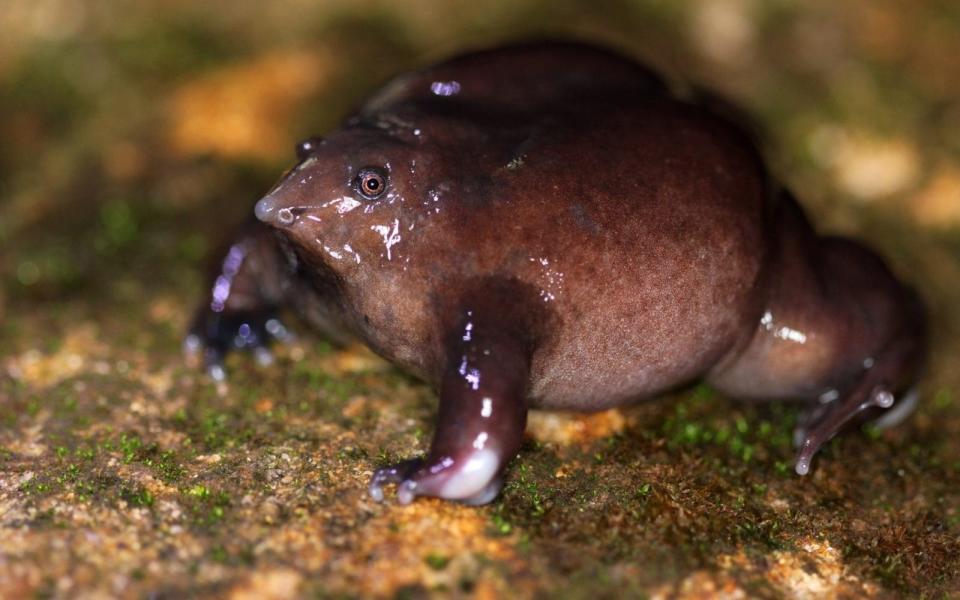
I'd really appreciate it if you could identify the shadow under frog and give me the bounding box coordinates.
[186,42,927,505]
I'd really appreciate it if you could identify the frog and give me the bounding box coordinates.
[186,41,927,505]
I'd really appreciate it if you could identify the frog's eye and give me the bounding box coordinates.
[355,167,388,200]
[295,136,323,161]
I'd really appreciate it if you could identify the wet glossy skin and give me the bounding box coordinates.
[187,42,927,504]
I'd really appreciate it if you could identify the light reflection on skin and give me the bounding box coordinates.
[296,156,318,171]
[481,397,493,417]
[760,310,808,344]
[319,196,362,214]
[530,256,565,302]
[322,244,342,260]
[342,243,361,264]
[429,457,454,474]
[285,177,406,263]
[370,219,402,260]
[423,185,449,215]
[437,449,500,501]
[336,197,361,214]
[458,356,481,390]
[430,80,461,96]
[210,243,247,312]
[819,389,840,404]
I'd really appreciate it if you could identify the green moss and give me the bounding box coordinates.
[144,449,185,483]
[118,433,143,463]
[336,446,368,462]
[933,387,954,410]
[637,482,652,498]
[0,44,94,133]
[423,553,450,571]
[182,483,232,529]
[488,512,513,536]
[119,484,155,508]
[19,480,52,496]
[95,199,140,255]
[109,16,244,79]
[503,464,548,518]
[187,484,210,500]
[209,545,229,563]
[657,388,797,469]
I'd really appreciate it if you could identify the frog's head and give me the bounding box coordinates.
[254,120,445,282]
[253,117,466,368]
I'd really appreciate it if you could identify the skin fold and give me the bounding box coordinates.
[186,42,927,504]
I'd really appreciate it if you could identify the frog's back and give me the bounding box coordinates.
[363,41,668,115]
[363,42,774,409]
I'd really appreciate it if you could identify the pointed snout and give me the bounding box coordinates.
[254,195,275,223]
[254,194,295,227]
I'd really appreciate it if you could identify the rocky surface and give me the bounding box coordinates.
[2,0,959,597]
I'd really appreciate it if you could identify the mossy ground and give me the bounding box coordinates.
[2,1,959,597]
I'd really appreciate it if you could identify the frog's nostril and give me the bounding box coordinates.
[277,208,295,226]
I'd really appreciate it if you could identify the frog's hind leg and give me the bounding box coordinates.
[792,286,927,476]
[709,191,928,475]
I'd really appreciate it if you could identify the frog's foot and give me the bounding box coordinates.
[368,284,532,505]
[184,309,292,381]
[369,449,505,506]
[793,385,920,470]
[368,458,422,502]
[794,383,897,475]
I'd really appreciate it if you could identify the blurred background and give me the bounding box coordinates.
[2,0,959,598]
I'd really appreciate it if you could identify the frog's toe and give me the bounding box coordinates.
[873,386,919,430]
[185,309,292,380]
[183,333,203,358]
[263,317,293,343]
[369,458,423,502]
[204,348,228,382]
[253,346,274,367]
[184,326,230,380]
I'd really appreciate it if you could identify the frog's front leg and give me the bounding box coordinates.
[185,221,295,380]
[370,310,529,505]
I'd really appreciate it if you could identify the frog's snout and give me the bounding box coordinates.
[254,195,296,227]
[254,196,275,223]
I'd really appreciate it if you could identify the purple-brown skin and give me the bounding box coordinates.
[186,42,927,505]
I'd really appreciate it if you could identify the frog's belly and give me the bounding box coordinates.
[529,336,714,411]
[527,287,754,411]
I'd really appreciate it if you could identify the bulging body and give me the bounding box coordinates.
[188,42,926,504]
